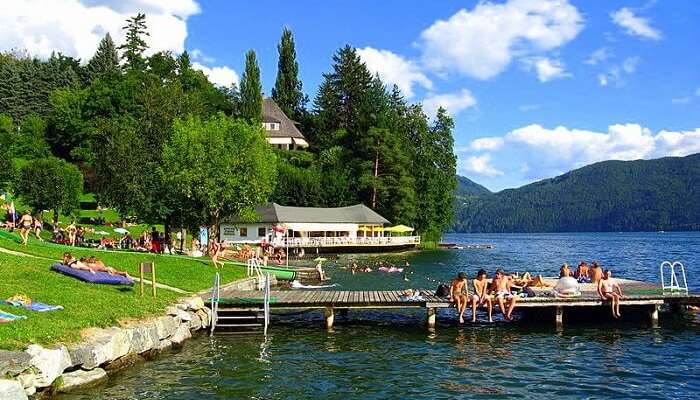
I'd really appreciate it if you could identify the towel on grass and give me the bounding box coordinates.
[4,300,63,312]
[0,310,27,323]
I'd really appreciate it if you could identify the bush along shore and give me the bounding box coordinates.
[0,295,212,399]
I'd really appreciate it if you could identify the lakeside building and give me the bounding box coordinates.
[262,98,309,150]
[220,203,420,253]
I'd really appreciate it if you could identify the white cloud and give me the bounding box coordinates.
[469,137,504,152]
[621,56,640,74]
[462,123,700,182]
[357,47,432,98]
[190,48,215,63]
[422,89,477,117]
[598,57,640,87]
[597,74,609,86]
[611,7,661,40]
[585,47,611,65]
[419,0,583,80]
[522,57,571,82]
[192,62,239,87]
[461,154,503,177]
[671,97,691,105]
[0,0,200,62]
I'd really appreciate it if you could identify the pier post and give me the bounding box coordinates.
[555,306,563,330]
[324,307,335,329]
[650,304,660,327]
[426,307,436,329]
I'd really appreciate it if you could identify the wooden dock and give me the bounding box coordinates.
[207,278,700,331]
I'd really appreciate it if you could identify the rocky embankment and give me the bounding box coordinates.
[0,296,211,399]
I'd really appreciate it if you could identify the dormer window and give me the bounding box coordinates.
[262,122,280,131]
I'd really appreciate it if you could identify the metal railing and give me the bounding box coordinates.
[660,261,689,294]
[246,258,265,290]
[210,272,221,336]
[263,273,271,336]
[277,235,421,248]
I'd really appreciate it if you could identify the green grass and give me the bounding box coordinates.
[0,252,180,350]
[0,231,247,292]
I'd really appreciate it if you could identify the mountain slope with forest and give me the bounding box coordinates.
[453,154,700,232]
[455,175,491,197]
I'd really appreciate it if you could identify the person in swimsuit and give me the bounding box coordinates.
[574,261,590,283]
[211,241,226,269]
[491,268,517,320]
[62,253,130,277]
[471,269,493,323]
[67,220,77,246]
[32,215,43,241]
[559,263,573,278]
[589,261,603,283]
[597,269,623,318]
[18,210,33,245]
[450,272,470,324]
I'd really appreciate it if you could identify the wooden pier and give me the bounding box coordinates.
[206,278,700,331]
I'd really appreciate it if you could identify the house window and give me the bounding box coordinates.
[258,227,266,237]
[239,228,248,237]
[272,123,279,130]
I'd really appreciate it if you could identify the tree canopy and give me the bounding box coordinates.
[239,50,263,123]
[17,157,83,222]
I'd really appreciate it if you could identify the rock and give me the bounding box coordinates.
[68,327,130,370]
[126,322,160,354]
[156,339,172,352]
[17,374,35,397]
[0,379,27,400]
[170,323,191,345]
[25,345,72,388]
[155,316,178,339]
[0,350,31,376]
[104,353,144,374]
[187,311,202,330]
[179,297,205,311]
[196,309,210,328]
[57,368,107,393]
[165,306,191,322]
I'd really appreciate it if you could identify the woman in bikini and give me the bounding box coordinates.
[62,253,130,278]
[597,269,623,318]
[18,210,33,245]
[67,220,77,246]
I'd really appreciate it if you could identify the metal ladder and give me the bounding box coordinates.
[210,272,271,336]
[246,258,265,290]
[660,261,688,294]
[210,272,220,336]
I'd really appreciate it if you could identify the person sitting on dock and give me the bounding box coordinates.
[589,261,603,283]
[491,268,517,321]
[471,269,493,323]
[574,261,590,283]
[450,272,470,324]
[511,272,550,288]
[559,263,573,278]
[597,269,623,318]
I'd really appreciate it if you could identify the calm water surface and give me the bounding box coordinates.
[61,233,700,399]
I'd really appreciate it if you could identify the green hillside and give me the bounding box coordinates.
[455,175,492,197]
[453,154,700,232]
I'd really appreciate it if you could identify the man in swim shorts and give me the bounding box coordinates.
[491,268,517,320]
[450,272,470,324]
[597,269,623,318]
[589,261,603,283]
[471,269,493,323]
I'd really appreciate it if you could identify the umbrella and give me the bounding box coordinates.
[114,227,129,234]
[314,257,327,262]
[384,225,414,233]
[357,226,372,232]
[272,225,286,233]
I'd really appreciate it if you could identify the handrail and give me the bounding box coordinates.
[276,235,421,248]
[263,273,271,336]
[660,261,689,294]
[210,271,220,336]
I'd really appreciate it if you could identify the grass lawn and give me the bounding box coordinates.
[0,252,180,350]
[0,230,248,293]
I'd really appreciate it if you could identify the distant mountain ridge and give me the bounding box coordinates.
[453,154,700,232]
[455,175,491,197]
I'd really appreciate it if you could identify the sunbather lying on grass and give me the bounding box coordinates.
[62,252,131,278]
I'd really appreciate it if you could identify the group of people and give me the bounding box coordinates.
[3,207,43,245]
[449,268,519,324]
[62,252,131,278]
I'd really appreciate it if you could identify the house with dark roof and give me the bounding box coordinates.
[262,98,309,150]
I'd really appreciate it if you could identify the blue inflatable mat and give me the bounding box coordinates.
[51,263,134,286]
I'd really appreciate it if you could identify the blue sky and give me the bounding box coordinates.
[2,1,699,191]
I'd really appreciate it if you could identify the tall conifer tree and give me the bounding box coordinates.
[86,33,120,80]
[239,50,263,123]
[272,28,304,120]
[118,13,149,71]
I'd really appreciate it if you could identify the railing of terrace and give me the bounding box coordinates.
[278,236,421,248]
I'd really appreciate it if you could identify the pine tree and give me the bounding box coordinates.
[86,33,120,81]
[239,50,263,123]
[118,13,149,71]
[272,28,304,120]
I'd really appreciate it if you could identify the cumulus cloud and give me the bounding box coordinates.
[585,47,611,65]
[611,8,661,40]
[357,47,432,98]
[598,57,640,87]
[522,57,571,82]
[192,62,239,87]
[462,123,700,182]
[419,0,583,80]
[461,154,503,177]
[190,48,215,63]
[0,0,200,62]
[469,137,504,151]
[422,89,477,117]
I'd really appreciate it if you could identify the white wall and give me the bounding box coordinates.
[220,223,271,243]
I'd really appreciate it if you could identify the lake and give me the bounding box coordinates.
[60,232,700,399]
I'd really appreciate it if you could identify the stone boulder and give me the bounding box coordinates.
[155,339,172,352]
[196,309,210,328]
[25,345,72,388]
[165,306,191,322]
[0,379,27,400]
[17,373,35,397]
[68,327,130,370]
[155,316,179,339]
[179,296,205,311]
[187,311,202,330]
[0,350,31,376]
[57,368,107,393]
[126,322,160,354]
[170,323,191,345]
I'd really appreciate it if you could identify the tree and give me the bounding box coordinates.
[239,50,263,123]
[17,157,83,223]
[272,28,304,120]
[162,113,276,239]
[118,13,149,71]
[86,33,120,81]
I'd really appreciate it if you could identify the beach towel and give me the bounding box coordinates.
[4,300,63,312]
[0,310,27,323]
[51,263,134,286]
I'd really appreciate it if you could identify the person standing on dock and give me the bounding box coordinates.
[450,272,470,324]
[492,268,517,321]
[597,269,623,318]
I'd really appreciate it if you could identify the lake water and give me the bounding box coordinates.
[60,233,700,399]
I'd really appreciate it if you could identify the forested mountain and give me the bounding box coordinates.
[453,154,700,232]
[455,175,491,197]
